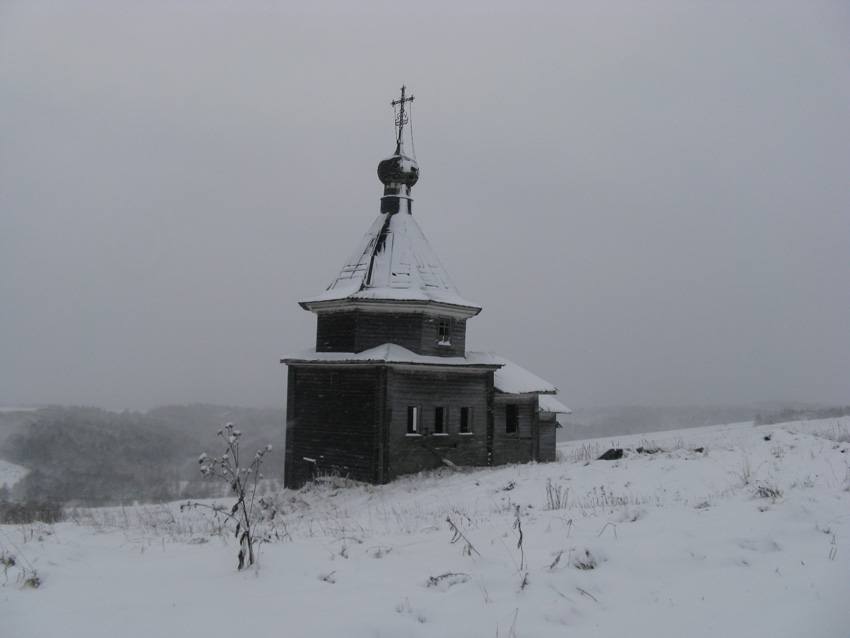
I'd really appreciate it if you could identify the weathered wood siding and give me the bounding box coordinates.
[315,313,356,352]
[315,311,466,357]
[537,421,557,462]
[284,362,555,488]
[419,315,466,357]
[491,395,537,465]
[284,366,380,488]
[385,367,490,479]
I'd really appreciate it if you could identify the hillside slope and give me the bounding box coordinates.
[3,418,849,637]
[0,404,285,504]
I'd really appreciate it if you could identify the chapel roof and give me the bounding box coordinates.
[299,210,481,314]
[300,86,480,316]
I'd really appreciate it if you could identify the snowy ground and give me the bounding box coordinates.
[0,459,28,490]
[3,418,849,637]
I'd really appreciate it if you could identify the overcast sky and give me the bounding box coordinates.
[1,1,848,411]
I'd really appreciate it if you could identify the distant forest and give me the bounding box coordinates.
[0,404,285,506]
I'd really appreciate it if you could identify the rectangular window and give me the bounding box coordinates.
[505,404,519,434]
[407,406,420,435]
[459,407,472,434]
[434,407,447,434]
[438,319,451,345]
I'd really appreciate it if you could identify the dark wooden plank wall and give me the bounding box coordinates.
[419,315,466,357]
[284,366,379,488]
[491,395,537,465]
[315,311,466,357]
[284,364,555,488]
[537,422,557,462]
[385,367,490,478]
[315,313,356,352]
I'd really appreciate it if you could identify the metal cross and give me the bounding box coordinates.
[391,85,414,147]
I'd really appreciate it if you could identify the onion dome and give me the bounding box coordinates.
[377,144,419,190]
[378,141,418,215]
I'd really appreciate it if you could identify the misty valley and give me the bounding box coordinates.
[0,404,286,509]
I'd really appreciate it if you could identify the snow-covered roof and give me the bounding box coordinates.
[491,356,558,394]
[283,343,501,368]
[285,346,561,394]
[539,394,571,415]
[284,345,568,406]
[300,211,481,315]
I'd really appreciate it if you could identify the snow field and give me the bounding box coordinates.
[3,418,849,637]
[0,459,28,489]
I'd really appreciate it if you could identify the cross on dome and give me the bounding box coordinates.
[378,86,419,203]
[391,85,414,150]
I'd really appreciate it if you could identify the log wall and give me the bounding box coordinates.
[284,366,380,488]
[385,367,490,478]
[316,311,466,357]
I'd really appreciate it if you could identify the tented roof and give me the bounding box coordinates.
[300,212,481,314]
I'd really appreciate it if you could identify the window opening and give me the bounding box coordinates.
[459,407,472,434]
[438,319,451,345]
[506,404,519,434]
[407,406,420,435]
[434,407,446,434]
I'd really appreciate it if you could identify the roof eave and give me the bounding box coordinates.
[299,297,482,320]
[282,358,501,371]
[281,344,503,368]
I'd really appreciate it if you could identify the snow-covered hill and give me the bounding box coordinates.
[0,459,28,489]
[3,418,849,637]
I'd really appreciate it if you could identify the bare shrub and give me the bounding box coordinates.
[736,457,752,486]
[816,421,850,445]
[182,423,274,570]
[0,534,40,588]
[755,482,783,500]
[563,443,600,464]
[446,516,480,556]
[513,505,526,571]
[544,478,568,510]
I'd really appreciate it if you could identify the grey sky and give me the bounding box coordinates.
[1,1,848,410]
